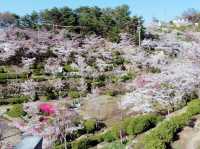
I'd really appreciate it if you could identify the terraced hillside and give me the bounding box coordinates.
[1,6,200,149]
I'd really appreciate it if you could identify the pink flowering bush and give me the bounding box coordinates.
[135,76,151,88]
[39,103,55,116]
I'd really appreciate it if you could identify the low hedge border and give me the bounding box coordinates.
[0,95,29,105]
[141,99,200,149]
[53,114,163,149]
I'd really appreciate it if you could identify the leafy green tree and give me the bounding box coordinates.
[112,5,131,28]
[75,6,102,35]
[16,5,145,43]
[60,6,76,26]
[18,11,39,29]
[42,7,62,25]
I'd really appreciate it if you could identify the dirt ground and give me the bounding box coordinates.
[79,95,125,126]
[0,117,22,148]
[172,115,200,149]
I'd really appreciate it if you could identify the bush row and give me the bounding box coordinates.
[120,72,135,82]
[142,99,200,149]
[54,133,104,149]
[71,133,104,149]
[6,104,26,118]
[104,114,163,142]
[32,76,47,82]
[0,67,7,73]
[0,95,29,105]
[63,64,79,73]
[71,114,162,149]
[54,114,162,149]
[0,72,28,80]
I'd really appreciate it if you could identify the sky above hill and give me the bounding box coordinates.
[0,0,200,22]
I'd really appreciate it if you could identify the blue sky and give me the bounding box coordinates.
[0,0,199,22]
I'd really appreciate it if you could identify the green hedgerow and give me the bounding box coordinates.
[187,99,200,116]
[142,99,200,149]
[0,95,29,105]
[103,131,117,142]
[7,104,26,118]
[71,133,103,149]
[120,72,134,82]
[103,141,126,149]
[71,138,87,149]
[93,75,107,87]
[10,95,29,104]
[63,64,79,72]
[124,114,163,135]
[32,76,47,82]
[83,119,97,133]
[0,72,28,80]
[0,67,7,73]
[68,90,81,99]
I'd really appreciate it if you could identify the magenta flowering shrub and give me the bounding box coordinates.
[39,103,55,115]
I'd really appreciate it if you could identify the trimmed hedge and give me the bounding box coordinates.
[71,133,104,149]
[0,72,28,80]
[68,91,81,99]
[71,114,162,149]
[63,64,79,72]
[0,67,7,73]
[187,99,200,115]
[120,72,134,82]
[0,95,29,105]
[32,76,47,82]
[54,114,163,149]
[103,141,126,149]
[0,79,7,84]
[142,99,200,149]
[103,131,117,142]
[83,119,97,133]
[124,114,163,135]
[103,114,163,141]
[6,104,26,117]
[93,75,107,87]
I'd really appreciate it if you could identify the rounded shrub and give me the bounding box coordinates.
[143,137,166,149]
[120,72,133,82]
[6,104,26,117]
[7,95,29,104]
[68,91,81,99]
[103,131,117,142]
[71,138,87,149]
[63,64,78,72]
[0,67,7,73]
[187,99,200,116]
[142,99,200,149]
[83,119,97,133]
[124,114,163,135]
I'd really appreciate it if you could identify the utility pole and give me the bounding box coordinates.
[37,29,39,42]
[137,20,141,48]
[118,100,123,144]
[37,25,40,42]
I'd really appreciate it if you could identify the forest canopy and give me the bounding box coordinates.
[0,5,145,43]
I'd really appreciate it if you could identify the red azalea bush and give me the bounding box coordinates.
[39,103,55,116]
